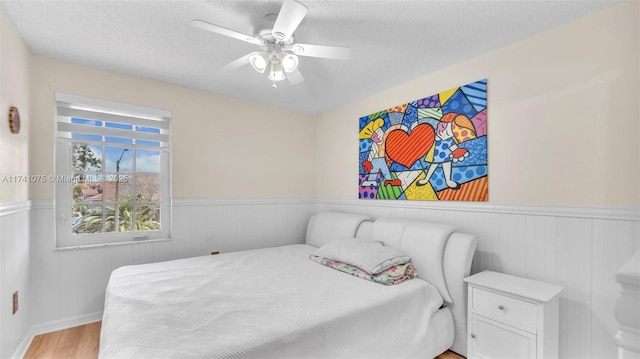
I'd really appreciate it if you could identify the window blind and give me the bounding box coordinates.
[55,93,170,148]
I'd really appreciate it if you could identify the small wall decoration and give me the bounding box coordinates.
[359,79,487,201]
[9,106,21,134]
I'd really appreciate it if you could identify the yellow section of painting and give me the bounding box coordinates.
[438,87,458,105]
[359,117,385,139]
[424,144,435,163]
[388,103,408,113]
[405,172,438,200]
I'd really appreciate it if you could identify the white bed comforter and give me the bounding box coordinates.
[99,244,443,359]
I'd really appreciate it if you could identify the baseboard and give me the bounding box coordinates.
[31,311,103,336]
[12,328,35,359]
[12,312,103,359]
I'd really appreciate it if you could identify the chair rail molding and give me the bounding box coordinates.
[315,199,640,221]
[0,201,31,216]
[30,198,640,222]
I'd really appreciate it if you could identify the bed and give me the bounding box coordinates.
[99,212,477,358]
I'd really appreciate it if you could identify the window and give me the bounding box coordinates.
[55,93,171,248]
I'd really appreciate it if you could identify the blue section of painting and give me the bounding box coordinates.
[359,149,370,173]
[402,104,418,129]
[461,79,487,112]
[429,165,487,192]
[456,136,487,166]
[441,89,478,119]
[389,159,424,172]
[417,117,440,130]
[359,115,374,131]
[414,94,441,108]
[360,138,373,153]
[388,112,404,126]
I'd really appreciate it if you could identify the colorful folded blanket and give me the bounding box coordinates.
[309,255,417,285]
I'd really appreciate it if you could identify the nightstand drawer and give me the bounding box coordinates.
[473,287,537,330]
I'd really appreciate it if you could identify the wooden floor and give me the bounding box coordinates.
[436,350,465,359]
[24,322,465,359]
[24,322,101,359]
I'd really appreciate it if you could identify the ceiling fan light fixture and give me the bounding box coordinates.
[268,62,286,82]
[249,53,269,73]
[192,0,350,88]
[279,53,299,73]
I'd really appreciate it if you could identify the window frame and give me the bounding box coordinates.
[54,93,171,248]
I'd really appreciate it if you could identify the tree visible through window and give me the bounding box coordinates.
[55,93,170,247]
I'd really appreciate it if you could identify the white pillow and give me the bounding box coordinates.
[314,238,411,275]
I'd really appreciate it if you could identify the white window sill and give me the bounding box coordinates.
[55,237,172,251]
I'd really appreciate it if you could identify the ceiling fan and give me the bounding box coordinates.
[191,0,351,87]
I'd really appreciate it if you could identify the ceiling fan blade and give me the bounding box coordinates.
[290,43,351,60]
[220,52,256,71]
[287,68,304,85]
[272,0,308,42]
[191,19,265,46]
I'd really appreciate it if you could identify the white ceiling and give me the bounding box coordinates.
[2,0,619,115]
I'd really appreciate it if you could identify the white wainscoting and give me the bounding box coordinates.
[316,200,640,359]
[24,199,640,359]
[0,202,32,359]
[29,199,316,330]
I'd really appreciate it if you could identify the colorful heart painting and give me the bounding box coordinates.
[358,79,488,201]
[385,124,435,169]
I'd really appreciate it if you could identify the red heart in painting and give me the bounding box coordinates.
[385,124,435,168]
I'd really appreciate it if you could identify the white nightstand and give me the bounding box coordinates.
[464,270,563,359]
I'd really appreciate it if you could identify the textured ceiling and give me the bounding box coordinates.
[2,0,619,115]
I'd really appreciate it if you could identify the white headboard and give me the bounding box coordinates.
[307,212,477,356]
[305,211,370,248]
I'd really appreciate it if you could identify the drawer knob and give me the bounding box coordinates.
[471,334,476,339]
[498,305,505,310]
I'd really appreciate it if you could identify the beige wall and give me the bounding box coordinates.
[8,1,640,207]
[0,7,33,359]
[317,1,640,208]
[29,56,317,200]
[0,6,30,203]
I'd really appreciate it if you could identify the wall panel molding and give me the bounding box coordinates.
[0,201,31,216]
[173,198,316,207]
[32,199,317,209]
[33,198,639,221]
[316,199,640,221]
